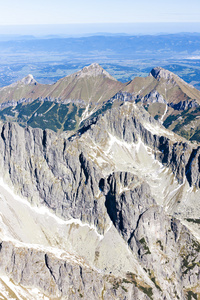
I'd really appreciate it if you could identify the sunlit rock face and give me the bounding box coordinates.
[0,68,200,299]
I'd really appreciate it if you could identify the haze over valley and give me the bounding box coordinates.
[1,32,200,90]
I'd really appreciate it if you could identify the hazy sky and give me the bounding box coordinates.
[0,0,200,25]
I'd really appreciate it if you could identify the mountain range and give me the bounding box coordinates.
[0,63,200,142]
[0,64,199,299]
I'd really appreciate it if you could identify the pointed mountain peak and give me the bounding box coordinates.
[20,74,37,85]
[150,67,175,81]
[149,67,196,90]
[75,63,117,81]
[8,74,37,88]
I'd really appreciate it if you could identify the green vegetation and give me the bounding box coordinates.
[17,100,41,121]
[139,237,151,255]
[57,103,70,123]
[162,106,200,142]
[181,239,200,275]
[0,100,83,132]
[156,240,164,251]
[182,260,199,275]
[36,101,53,114]
[28,103,62,131]
[78,107,85,118]
[179,130,191,140]
[163,115,179,128]
[186,218,200,224]
[182,114,196,126]
[1,106,15,117]
[173,122,183,132]
[187,291,198,300]
[63,104,78,131]
[139,286,153,299]
[81,101,113,126]
[111,278,129,293]
[192,240,200,253]
[125,272,153,300]
[190,131,200,142]
[146,269,162,292]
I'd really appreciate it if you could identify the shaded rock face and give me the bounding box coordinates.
[101,171,200,299]
[169,99,199,111]
[0,102,200,299]
[142,90,167,104]
[102,172,155,240]
[150,66,180,84]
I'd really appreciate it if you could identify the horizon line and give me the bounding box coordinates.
[1,22,200,26]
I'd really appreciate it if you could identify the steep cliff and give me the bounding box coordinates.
[0,99,199,299]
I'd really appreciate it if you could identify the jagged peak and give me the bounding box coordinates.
[75,63,117,81]
[9,74,37,87]
[150,67,175,81]
[20,74,37,85]
[149,67,196,90]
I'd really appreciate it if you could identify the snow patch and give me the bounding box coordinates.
[160,104,168,122]
[0,276,49,300]
[142,121,174,138]
[0,178,103,240]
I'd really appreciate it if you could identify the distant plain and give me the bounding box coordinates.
[0,33,200,90]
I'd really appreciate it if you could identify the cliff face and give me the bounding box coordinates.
[0,100,200,299]
[1,240,154,300]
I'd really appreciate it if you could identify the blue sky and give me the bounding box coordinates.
[0,0,200,25]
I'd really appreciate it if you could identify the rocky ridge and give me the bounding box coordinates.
[13,74,37,86]
[1,64,200,143]
[0,99,200,299]
[0,63,123,104]
[122,67,200,141]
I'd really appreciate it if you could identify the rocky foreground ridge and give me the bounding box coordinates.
[0,98,200,299]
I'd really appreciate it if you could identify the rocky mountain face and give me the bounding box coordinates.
[0,94,200,299]
[123,66,200,142]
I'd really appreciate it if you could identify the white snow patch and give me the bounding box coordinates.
[119,186,130,194]
[142,121,174,138]
[104,222,113,234]
[0,178,103,240]
[0,276,49,300]
[160,104,168,122]
[105,132,133,156]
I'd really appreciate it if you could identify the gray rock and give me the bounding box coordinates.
[0,101,200,299]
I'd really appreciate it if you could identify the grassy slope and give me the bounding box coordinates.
[2,65,200,142]
[0,100,85,132]
[0,65,124,107]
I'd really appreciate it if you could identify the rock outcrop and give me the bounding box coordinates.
[0,100,200,299]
